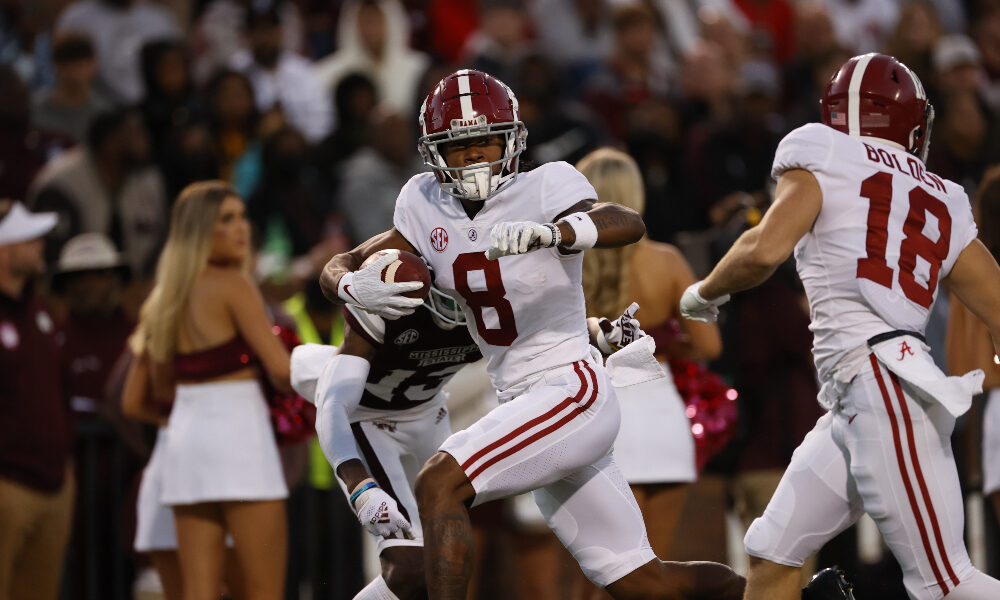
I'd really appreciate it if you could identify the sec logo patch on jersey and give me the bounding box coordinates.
[394,329,420,345]
[430,227,449,252]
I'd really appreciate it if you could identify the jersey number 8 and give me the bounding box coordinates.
[857,171,952,309]
[452,252,519,346]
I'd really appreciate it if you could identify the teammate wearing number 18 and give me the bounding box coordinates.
[320,69,747,600]
[680,53,1000,600]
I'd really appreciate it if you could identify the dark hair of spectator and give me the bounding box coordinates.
[976,174,1000,263]
[141,39,189,98]
[244,3,282,30]
[205,69,258,133]
[333,72,377,119]
[86,109,135,150]
[52,31,95,64]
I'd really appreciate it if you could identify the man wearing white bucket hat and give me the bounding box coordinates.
[0,200,77,600]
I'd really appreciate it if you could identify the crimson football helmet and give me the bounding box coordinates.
[821,53,934,161]
[418,69,527,201]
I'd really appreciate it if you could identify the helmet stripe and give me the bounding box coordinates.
[457,74,475,121]
[848,53,876,137]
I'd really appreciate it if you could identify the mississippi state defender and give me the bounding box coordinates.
[681,53,1000,600]
[290,280,481,600]
[320,69,747,600]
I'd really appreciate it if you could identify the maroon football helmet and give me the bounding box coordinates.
[821,53,934,161]
[418,69,527,201]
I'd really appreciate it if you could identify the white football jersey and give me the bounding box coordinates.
[394,162,596,393]
[773,123,978,380]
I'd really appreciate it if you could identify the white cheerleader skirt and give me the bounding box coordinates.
[612,360,697,485]
[134,429,175,551]
[159,379,288,505]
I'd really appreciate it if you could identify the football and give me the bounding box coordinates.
[360,250,432,299]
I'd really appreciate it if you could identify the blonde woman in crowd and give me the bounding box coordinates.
[948,166,1000,523]
[122,181,291,600]
[578,147,722,563]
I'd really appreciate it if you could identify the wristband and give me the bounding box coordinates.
[349,480,378,505]
[543,223,561,248]
[337,271,357,304]
[561,212,598,250]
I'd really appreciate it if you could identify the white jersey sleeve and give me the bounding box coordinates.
[772,123,837,181]
[539,161,598,221]
[392,174,429,248]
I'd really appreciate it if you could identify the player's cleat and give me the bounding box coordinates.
[802,566,856,600]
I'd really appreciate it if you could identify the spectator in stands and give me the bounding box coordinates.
[782,3,840,125]
[50,232,139,599]
[884,0,944,95]
[926,35,1000,192]
[585,1,676,141]
[0,65,66,201]
[818,0,898,54]
[313,72,378,193]
[249,125,339,292]
[205,69,262,197]
[55,0,181,103]
[678,40,737,135]
[139,39,203,167]
[975,5,1000,114]
[314,0,428,117]
[461,0,533,85]
[191,0,303,84]
[731,0,796,63]
[691,61,784,228]
[530,0,614,90]
[31,31,110,143]
[29,108,168,280]
[336,108,422,242]
[0,200,74,600]
[516,54,603,166]
[229,3,330,142]
[160,121,220,200]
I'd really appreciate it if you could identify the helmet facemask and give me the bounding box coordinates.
[419,115,527,202]
[424,283,467,330]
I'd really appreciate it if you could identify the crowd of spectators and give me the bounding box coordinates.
[4,0,1000,598]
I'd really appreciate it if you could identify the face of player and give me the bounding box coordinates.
[209,195,249,265]
[441,135,505,176]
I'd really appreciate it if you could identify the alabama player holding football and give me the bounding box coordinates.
[681,53,1000,600]
[319,69,748,600]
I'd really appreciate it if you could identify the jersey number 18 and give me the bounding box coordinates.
[857,171,952,309]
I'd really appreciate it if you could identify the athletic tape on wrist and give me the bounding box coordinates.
[562,212,598,250]
[544,223,561,248]
[349,481,378,505]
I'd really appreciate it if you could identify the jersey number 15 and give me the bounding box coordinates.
[857,171,952,309]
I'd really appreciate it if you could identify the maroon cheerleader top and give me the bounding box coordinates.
[174,334,257,382]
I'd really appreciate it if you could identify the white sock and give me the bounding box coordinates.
[353,575,400,600]
[945,569,1000,599]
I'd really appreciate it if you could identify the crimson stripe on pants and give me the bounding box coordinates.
[869,355,950,595]
[466,361,598,483]
[460,362,587,473]
[888,371,961,588]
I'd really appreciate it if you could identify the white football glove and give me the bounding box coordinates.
[593,302,646,354]
[485,221,560,260]
[679,281,730,323]
[353,484,415,540]
[338,250,424,319]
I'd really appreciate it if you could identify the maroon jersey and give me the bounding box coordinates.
[344,305,482,411]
